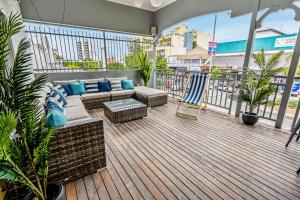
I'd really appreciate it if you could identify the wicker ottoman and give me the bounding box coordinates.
[103,98,147,123]
[134,86,168,107]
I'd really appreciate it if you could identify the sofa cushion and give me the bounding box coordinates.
[54,80,78,85]
[135,86,168,98]
[70,82,86,95]
[46,105,67,127]
[46,97,64,112]
[98,80,111,92]
[49,87,67,106]
[67,95,82,100]
[79,78,104,83]
[109,90,135,97]
[65,105,90,121]
[66,97,84,108]
[81,92,110,100]
[84,81,99,93]
[61,84,73,96]
[122,80,135,90]
[109,80,122,91]
[106,77,127,81]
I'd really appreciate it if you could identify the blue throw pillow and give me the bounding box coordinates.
[70,82,86,95]
[46,106,67,127]
[98,81,111,92]
[61,84,73,96]
[122,80,135,90]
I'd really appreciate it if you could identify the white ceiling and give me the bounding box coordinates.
[106,0,177,11]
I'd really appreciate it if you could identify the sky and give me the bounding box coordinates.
[162,6,300,43]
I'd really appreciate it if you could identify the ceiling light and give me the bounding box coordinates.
[151,0,163,7]
[132,0,144,8]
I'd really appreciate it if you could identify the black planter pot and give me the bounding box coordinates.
[24,183,65,200]
[242,112,259,125]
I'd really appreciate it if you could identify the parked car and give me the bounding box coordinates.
[281,82,300,96]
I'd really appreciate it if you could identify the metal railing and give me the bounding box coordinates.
[156,70,240,114]
[25,22,154,73]
[156,69,300,129]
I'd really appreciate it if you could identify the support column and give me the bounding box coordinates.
[235,0,261,117]
[151,35,157,88]
[275,25,300,128]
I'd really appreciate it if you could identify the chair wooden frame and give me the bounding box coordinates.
[176,73,209,120]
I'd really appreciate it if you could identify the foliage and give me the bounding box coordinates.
[156,56,168,71]
[192,41,197,49]
[107,62,126,71]
[283,66,300,76]
[138,52,152,86]
[210,68,222,79]
[239,50,284,113]
[63,60,102,71]
[125,38,151,69]
[0,13,54,199]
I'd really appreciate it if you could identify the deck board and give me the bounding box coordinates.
[65,102,300,200]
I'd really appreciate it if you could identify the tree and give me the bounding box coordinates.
[0,13,54,199]
[239,50,284,113]
[125,38,152,69]
[107,62,126,71]
[156,56,168,71]
[192,41,197,49]
[138,52,152,86]
[210,68,222,79]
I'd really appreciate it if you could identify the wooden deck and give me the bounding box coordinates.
[65,102,300,200]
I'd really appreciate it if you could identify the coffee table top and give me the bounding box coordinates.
[103,98,147,112]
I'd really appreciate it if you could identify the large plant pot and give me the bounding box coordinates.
[242,112,259,125]
[24,183,65,200]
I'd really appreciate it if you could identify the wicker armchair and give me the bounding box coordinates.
[7,118,105,199]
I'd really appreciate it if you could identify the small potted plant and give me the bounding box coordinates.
[0,13,65,199]
[138,51,152,86]
[239,50,284,125]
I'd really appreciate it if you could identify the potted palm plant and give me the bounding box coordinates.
[240,50,284,125]
[0,13,64,199]
[138,51,152,86]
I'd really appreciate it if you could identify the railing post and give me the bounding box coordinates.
[103,31,108,71]
[151,35,157,88]
[235,0,260,117]
[275,26,300,128]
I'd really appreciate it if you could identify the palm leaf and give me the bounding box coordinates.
[0,163,24,182]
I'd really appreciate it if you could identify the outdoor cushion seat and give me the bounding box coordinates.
[109,90,135,97]
[81,92,110,100]
[67,95,82,100]
[65,97,84,108]
[135,86,168,98]
[54,80,78,85]
[65,105,90,121]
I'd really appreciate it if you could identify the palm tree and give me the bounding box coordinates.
[240,50,284,114]
[138,51,152,86]
[0,13,55,199]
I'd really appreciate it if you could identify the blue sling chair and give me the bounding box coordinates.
[176,72,209,120]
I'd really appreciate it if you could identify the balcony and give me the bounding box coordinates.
[1,0,300,199]
[65,102,300,199]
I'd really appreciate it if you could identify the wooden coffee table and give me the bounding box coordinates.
[103,98,147,123]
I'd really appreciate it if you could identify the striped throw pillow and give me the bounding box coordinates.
[49,88,67,107]
[84,81,99,93]
[55,85,67,98]
[109,80,122,91]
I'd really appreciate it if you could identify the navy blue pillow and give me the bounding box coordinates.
[98,81,111,92]
[61,84,73,96]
